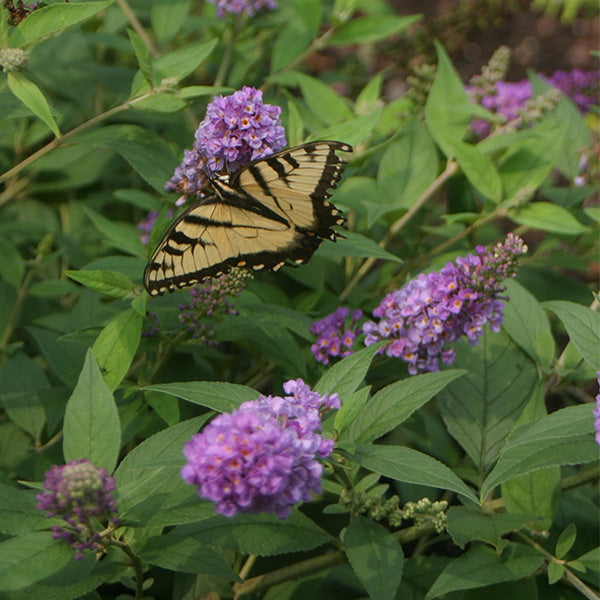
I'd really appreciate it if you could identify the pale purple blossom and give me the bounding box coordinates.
[209,0,276,18]
[181,379,338,518]
[36,459,118,559]
[165,86,286,200]
[363,234,527,375]
[311,307,363,365]
[137,209,173,245]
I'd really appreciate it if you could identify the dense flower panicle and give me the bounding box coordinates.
[209,0,276,18]
[363,234,527,375]
[310,307,363,365]
[181,379,338,518]
[36,459,118,559]
[469,69,599,137]
[178,268,253,340]
[165,86,286,200]
[594,373,600,447]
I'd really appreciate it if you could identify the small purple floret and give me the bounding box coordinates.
[181,379,338,518]
[363,233,527,375]
[310,307,363,365]
[209,0,277,18]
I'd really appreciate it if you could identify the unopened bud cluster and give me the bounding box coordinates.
[403,497,448,533]
[0,48,28,72]
[340,489,404,527]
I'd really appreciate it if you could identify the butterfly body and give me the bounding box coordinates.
[143,141,352,296]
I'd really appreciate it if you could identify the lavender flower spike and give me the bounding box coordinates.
[363,233,527,375]
[209,0,277,18]
[165,86,286,200]
[311,307,364,365]
[181,379,338,518]
[36,459,119,559]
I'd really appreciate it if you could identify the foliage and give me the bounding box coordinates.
[0,1,598,599]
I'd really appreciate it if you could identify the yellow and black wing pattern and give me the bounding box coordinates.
[143,141,352,296]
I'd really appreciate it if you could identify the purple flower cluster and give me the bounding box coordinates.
[209,0,276,18]
[470,69,599,137]
[165,87,286,201]
[36,459,119,559]
[310,307,363,365]
[179,268,253,340]
[181,379,339,518]
[594,373,600,447]
[137,209,173,245]
[363,234,527,375]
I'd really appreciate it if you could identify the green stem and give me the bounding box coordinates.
[0,91,155,186]
[516,532,600,600]
[110,539,145,600]
[339,158,459,301]
[232,523,432,598]
[116,0,159,57]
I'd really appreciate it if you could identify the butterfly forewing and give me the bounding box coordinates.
[144,141,352,295]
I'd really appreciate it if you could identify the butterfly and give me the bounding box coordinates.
[143,141,352,296]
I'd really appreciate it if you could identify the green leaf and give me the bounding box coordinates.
[145,390,180,426]
[334,386,370,437]
[309,109,381,147]
[425,41,472,156]
[425,543,543,599]
[509,202,589,235]
[0,6,8,47]
[576,546,600,576]
[144,381,259,412]
[127,28,153,85]
[318,231,402,262]
[27,326,86,388]
[0,237,25,288]
[502,279,556,368]
[498,126,563,199]
[77,124,179,192]
[293,72,353,125]
[7,72,59,137]
[453,141,502,202]
[501,467,561,532]
[345,370,466,444]
[555,522,577,559]
[340,444,478,504]
[345,515,404,600]
[481,404,598,501]
[376,117,439,215]
[315,343,381,399]
[547,561,565,585]
[0,532,74,591]
[330,14,420,45]
[63,349,120,472]
[271,23,312,73]
[138,533,240,579]
[438,330,539,474]
[66,269,136,299]
[132,92,188,113]
[116,416,208,511]
[0,352,47,441]
[92,307,143,391]
[153,39,217,83]
[79,205,146,258]
[8,0,114,48]
[151,0,191,46]
[0,484,47,535]
[543,300,600,370]
[447,507,541,552]
[176,511,333,556]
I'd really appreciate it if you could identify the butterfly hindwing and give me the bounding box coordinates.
[144,141,352,295]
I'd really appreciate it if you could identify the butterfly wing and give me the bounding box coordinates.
[143,141,352,295]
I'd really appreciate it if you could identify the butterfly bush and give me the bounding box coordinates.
[470,69,599,137]
[166,86,286,200]
[209,0,276,18]
[36,459,119,559]
[311,307,363,365]
[362,234,527,374]
[181,379,339,518]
